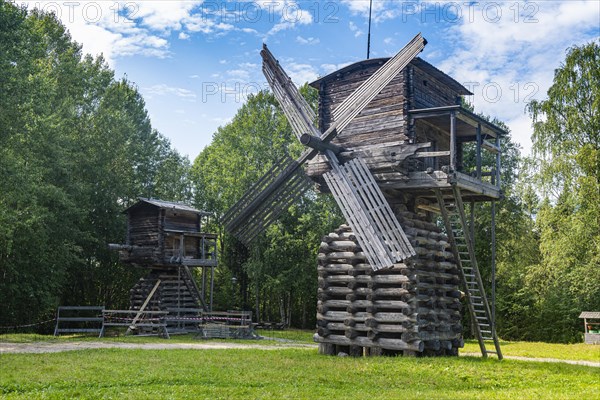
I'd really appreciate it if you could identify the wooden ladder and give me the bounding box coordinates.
[435,187,503,359]
[181,266,208,311]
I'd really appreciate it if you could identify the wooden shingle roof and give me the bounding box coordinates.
[124,198,210,215]
[310,57,472,96]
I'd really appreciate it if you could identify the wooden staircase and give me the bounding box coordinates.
[129,267,207,334]
[435,187,503,359]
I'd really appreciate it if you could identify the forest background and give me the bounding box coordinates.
[1,2,598,343]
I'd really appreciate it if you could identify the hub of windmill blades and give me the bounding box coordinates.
[299,133,344,155]
[222,33,426,270]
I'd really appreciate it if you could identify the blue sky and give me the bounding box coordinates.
[22,1,600,159]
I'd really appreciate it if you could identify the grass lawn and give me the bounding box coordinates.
[1,347,599,399]
[3,331,599,362]
[463,339,600,362]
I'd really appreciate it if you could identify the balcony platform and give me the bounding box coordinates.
[382,170,502,202]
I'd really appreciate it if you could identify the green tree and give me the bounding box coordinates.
[0,1,192,329]
[526,41,600,342]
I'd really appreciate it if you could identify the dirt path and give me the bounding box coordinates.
[0,340,316,354]
[2,342,598,367]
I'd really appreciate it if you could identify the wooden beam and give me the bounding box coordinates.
[450,111,456,171]
[412,150,450,158]
[300,133,344,154]
[127,279,161,333]
[482,139,500,154]
[495,135,501,189]
[476,123,482,179]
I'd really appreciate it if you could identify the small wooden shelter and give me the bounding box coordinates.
[306,56,503,200]
[110,198,218,333]
[579,312,600,344]
[116,198,217,269]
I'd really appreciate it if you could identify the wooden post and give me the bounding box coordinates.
[210,266,215,312]
[469,201,475,249]
[476,123,482,180]
[319,343,336,355]
[450,112,456,171]
[491,201,496,329]
[201,266,206,303]
[179,234,185,261]
[495,135,501,188]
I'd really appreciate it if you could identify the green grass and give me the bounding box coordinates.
[1,348,598,399]
[0,333,206,344]
[3,332,600,361]
[463,340,600,362]
[0,331,312,346]
[255,328,315,343]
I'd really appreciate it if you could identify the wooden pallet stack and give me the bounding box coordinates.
[314,208,463,357]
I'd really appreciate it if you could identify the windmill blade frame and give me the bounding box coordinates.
[222,34,427,266]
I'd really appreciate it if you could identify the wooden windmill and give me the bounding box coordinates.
[222,35,427,271]
[110,198,218,334]
[223,34,504,358]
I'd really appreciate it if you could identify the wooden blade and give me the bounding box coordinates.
[324,157,415,270]
[221,156,312,245]
[261,44,320,141]
[223,34,427,247]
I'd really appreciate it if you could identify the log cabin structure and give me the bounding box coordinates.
[307,54,505,358]
[110,198,218,333]
[223,34,504,358]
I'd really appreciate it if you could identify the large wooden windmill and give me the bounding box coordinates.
[223,34,505,358]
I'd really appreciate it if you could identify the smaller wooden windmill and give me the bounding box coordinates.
[110,198,218,334]
[223,34,504,358]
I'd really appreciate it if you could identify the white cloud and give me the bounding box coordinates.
[320,62,354,75]
[296,35,320,45]
[436,0,600,154]
[241,27,258,35]
[212,116,232,125]
[341,0,395,22]
[264,0,313,37]
[143,84,197,100]
[227,69,250,80]
[285,62,319,85]
[20,1,249,67]
[239,62,258,69]
[349,21,363,38]
[135,1,201,31]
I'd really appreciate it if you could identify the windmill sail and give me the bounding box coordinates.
[324,157,415,270]
[222,34,426,268]
[221,156,312,245]
[261,45,321,140]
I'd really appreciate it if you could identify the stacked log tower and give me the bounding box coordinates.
[315,205,463,356]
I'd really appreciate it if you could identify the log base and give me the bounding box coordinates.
[315,210,464,357]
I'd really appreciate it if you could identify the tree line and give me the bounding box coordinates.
[1,2,597,342]
[0,2,191,329]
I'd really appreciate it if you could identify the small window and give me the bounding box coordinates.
[423,80,428,86]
